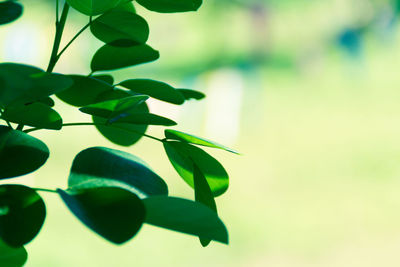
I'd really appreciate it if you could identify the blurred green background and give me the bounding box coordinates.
[3,0,400,266]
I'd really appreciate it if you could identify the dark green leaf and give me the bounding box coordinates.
[93,101,149,146]
[93,74,114,85]
[136,0,202,13]
[0,241,27,267]
[0,126,49,179]
[2,103,62,130]
[0,185,46,247]
[0,1,23,25]
[58,187,145,244]
[95,89,132,102]
[0,63,73,107]
[163,141,229,196]
[113,1,136,13]
[119,79,185,105]
[143,196,228,244]
[56,75,113,107]
[91,11,149,46]
[37,97,55,107]
[66,0,121,16]
[69,147,168,197]
[80,96,176,126]
[79,95,149,121]
[193,163,216,247]
[165,129,239,154]
[91,44,159,72]
[177,89,205,100]
[93,116,148,146]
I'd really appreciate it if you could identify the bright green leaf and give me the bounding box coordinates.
[163,141,229,196]
[119,79,185,105]
[2,103,63,130]
[165,129,239,154]
[0,126,49,179]
[193,163,217,247]
[143,196,228,244]
[68,147,168,197]
[91,44,159,72]
[0,1,23,25]
[66,0,121,16]
[79,95,149,121]
[91,11,149,46]
[136,0,202,13]
[58,187,145,244]
[0,185,46,247]
[56,75,113,107]
[0,241,27,267]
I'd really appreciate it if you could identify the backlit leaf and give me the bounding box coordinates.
[66,0,121,16]
[0,1,23,25]
[136,0,202,13]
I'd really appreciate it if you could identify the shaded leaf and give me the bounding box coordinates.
[68,147,168,198]
[0,63,73,107]
[66,0,121,16]
[93,74,114,85]
[0,185,46,247]
[91,11,149,46]
[165,129,238,154]
[163,141,229,196]
[91,44,159,72]
[58,187,145,244]
[114,113,176,126]
[177,89,205,100]
[143,196,228,244]
[0,1,23,25]
[0,241,27,267]
[119,79,185,105]
[2,103,62,130]
[136,0,202,13]
[0,126,49,179]
[56,75,113,107]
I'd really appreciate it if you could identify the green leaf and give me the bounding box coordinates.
[163,141,229,196]
[93,102,149,146]
[136,0,202,13]
[193,163,216,247]
[0,126,49,179]
[56,75,113,107]
[165,129,239,154]
[91,44,159,72]
[95,89,131,102]
[2,103,63,130]
[177,89,205,100]
[93,74,114,85]
[119,79,185,105]
[79,95,149,121]
[143,196,228,244]
[0,63,73,107]
[113,1,136,13]
[68,147,168,198]
[66,0,121,16]
[91,11,149,46]
[0,1,23,25]
[58,187,145,244]
[80,96,176,126]
[37,97,55,107]
[0,185,46,247]
[0,241,27,267]
[114,113,176,126]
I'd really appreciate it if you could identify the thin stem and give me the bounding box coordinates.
[5,120,13,129]
[57,22,91,59]
[47,2,70,73]
[56,0,59,24]
[32,188,58,193]
[16,124,24,131]
[24,122,164,142]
